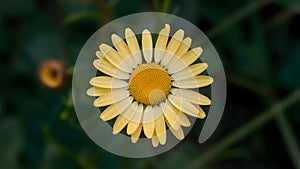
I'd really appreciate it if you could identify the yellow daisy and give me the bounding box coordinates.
[87,24,213,147]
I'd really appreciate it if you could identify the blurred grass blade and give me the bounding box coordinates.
[275,112,300,169]
[188,87,300,169]
[207,0,272,38]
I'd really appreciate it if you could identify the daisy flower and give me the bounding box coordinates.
[87,24,213,147]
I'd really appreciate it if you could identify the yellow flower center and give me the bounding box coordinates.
[129,63,171,105]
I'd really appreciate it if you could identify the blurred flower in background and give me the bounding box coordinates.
[38,59,67,89]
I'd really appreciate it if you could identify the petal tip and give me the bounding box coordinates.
[125,28,136,39]
[142,29,150,34]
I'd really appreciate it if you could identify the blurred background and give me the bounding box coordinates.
[1,0,300,168]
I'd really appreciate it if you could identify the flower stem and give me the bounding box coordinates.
[188,87,300,169]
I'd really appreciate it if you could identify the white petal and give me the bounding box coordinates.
[159,101,181,130]
[130,103,144,123]
[86,87,111,96]
[125,28,142,66]
[178,112,191,127]
[174,37,192,57]
[171,63,208,81]
[168,94,199,118]
[167,47,203,74]
[100,96,133,121]
[131,124,142,143]
[155,115,166,145]
[121,101,138,121]
[142,105,154,123]
[112,115,129,134]
[142,29,153,63]
[111,34,136,68]
[100,43,132,73]
[171,88,211,105]
[114,96,134,113]
[89,76,128,88]
[151,134,159,147]
[172,75,213,88]
[96,50,104,59]
[127,104,144,135]
[143,106,155,138]
[160,29,184,66]
[93,59,130,80]
[167,122,184,140]
[154,24,170,63]
[93,89,130,107]
[197,105,206,119]
[100,97,133,121]
[100,104,120,121]
[165,37,192,69]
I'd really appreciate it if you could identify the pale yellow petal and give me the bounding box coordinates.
[93,59,130,80]
[174,37,192,57]
[143,106,155,138]
[142,105,154,123]
[125,28,142,65]
[172,75,213,88]
[168,47,203,74]
[168,94,199,118]
[127,122,140,135]
[99,99,133,121]
[188,63,208,76]
[165,37,192,69]
[100,104,120,121]
[178,112,191,127]
[93,89,129,107]
[131,124,142,143]
[112,96,134,115]
[86,87,111,96]
[167,122,184,140]
[96,50,104,59]
[142,29,153,63]
[89,76,128,88]
[160,29,184,66]
[112,115,129,134]
[120,101,138,121]
[155,115,166,145]
[143,121,155,138]
[171,63,208,81]
[111,34,136,68]
[196,105,206,119]
[171,88,211,105]
[154,24,170,63]
[127,104,144,135]
[151,133,159,147]
[130,103,144,123]
[100,43,132,73]
[159,101,181,130]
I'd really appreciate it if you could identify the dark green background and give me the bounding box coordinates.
[1,0,300,169]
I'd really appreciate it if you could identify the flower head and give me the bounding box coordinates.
[38,59,67,89]
[87,24,213,147]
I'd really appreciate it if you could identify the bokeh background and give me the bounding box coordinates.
[1,0,300,169]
